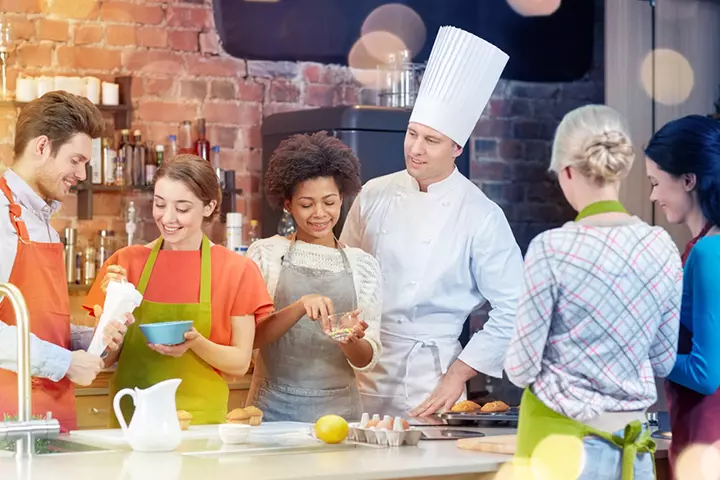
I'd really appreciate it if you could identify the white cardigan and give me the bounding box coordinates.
[246,235,382,372]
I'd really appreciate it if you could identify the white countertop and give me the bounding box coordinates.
[1,424,515,480]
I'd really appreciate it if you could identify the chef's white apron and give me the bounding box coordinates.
[356,321,466,417]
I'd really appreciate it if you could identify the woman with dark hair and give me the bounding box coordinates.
[645,115,720,471]
[246,131,382,422]
[84,154,273,427]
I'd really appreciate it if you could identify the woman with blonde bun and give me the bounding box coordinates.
[505,105,683,479]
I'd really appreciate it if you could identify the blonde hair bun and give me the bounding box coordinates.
[582,130,634,182]
[550,105,635,185]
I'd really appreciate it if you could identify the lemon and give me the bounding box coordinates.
[314,415,349,444]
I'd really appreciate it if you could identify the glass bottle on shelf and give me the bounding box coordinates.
[102,138,117,186]
[145,140,156,185]
[194,118,210,162]
[211,145,224,189]
[156,144,165,170]
[118,129,133,186]
[132,130,146,187]
[179,121,193,154]
[167,135,178,161]
[248,219,260,244]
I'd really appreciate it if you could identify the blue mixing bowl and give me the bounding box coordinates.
[139,321,193,346]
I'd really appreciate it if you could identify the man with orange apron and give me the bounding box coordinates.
[0,92,107,432]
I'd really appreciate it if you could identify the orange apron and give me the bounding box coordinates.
[0,176,76,432]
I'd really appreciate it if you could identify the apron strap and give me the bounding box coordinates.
[138,235,212,306]
[199,235,211,305]
[0,176,30,243]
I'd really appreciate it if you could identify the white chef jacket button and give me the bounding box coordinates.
[442,201,450,206]
[381,229,388,234]
[423,238,431,244]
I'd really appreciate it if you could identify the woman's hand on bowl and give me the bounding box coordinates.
[147,327,202,357]
[333,312,368,345]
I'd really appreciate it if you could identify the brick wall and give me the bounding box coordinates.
[3,1,604,348]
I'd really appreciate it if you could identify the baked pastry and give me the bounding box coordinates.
[226,406,263,426]
[450,400,482,413]
[177,410,192,430]
[480,400,510,413]
[243,406,263,426]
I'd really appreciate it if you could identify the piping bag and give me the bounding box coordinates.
[87,280,143,357]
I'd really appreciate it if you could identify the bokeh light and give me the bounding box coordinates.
[640,48,694,106]
[507,0,562,17]
[40,0,97,19]
[361,3,426,58]
[348,31,406,88]
[530,434,585,480]
[675,444,720,480]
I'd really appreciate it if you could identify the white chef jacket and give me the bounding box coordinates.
[340,167,524,415]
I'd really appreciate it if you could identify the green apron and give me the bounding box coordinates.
[515,200,656,480]
[109,235,228,427]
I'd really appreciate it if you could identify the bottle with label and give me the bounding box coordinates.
[102,138,117,186]
[156,144,165,170]
[132,130,146,186]
[84,246,97,285]
[145,140,157,185]
[118,129,133,186]
[248,219,260,244]
[167,135,178,161]
[179,120,193,154]
[226,212,243,255]
[90,137,102,184]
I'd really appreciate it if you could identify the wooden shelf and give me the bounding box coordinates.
[0,76,133,131]
[68,284,91,293]
[71,184,154,194]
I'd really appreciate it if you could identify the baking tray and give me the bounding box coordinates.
[418,428,485,441]
[437,407,519,427]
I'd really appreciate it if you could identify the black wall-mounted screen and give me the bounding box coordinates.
[213,0,595,82]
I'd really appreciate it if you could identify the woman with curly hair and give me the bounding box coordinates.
[246,131,382,422]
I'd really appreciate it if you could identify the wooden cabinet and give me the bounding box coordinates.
[74,371,252,430]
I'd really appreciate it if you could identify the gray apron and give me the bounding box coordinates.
[247,237,361,423]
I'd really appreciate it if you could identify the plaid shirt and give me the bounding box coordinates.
[505,217,683,421]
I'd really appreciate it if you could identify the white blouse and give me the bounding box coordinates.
[246,235,382,372]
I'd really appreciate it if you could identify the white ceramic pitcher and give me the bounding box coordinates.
[113,378,183,452]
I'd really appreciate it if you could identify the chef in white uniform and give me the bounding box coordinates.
[340,26,525,418]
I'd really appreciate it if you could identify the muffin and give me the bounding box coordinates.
[480,400,510,413]
[226,406,263,426]
[177,410,192,430]
[450,400,482,413]
[243,406,264,426]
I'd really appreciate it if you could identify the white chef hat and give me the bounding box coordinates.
[409,26,509,146]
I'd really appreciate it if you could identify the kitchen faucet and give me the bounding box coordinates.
[0,282,60,458]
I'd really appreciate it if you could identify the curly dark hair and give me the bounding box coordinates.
[265,131,362,209]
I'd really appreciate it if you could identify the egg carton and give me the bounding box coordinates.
[347,423,422,447]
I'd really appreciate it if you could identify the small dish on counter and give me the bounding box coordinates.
[218,424,251,444]
[139,321,193,346]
